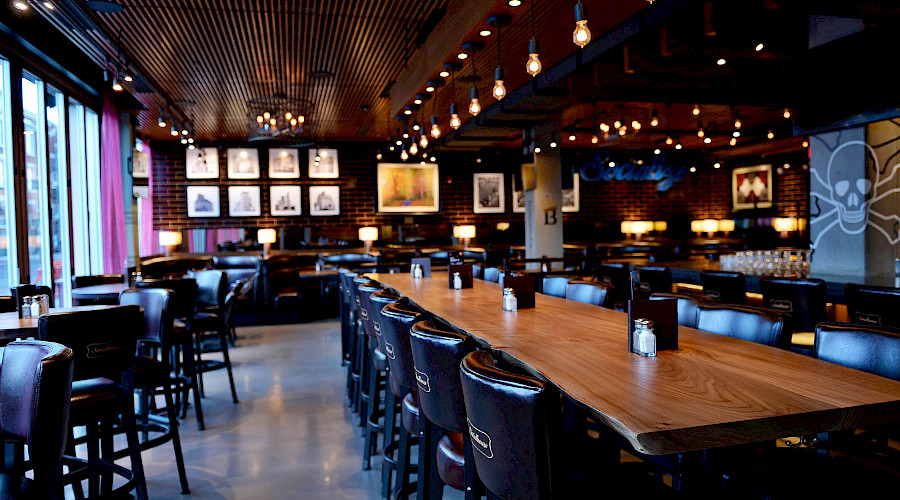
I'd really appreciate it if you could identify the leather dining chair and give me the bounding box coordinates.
[635,265,673,300]
[0,340,74,500]
[760,277,827,354]
[844,283,900,328]
[189,270,239,406]
[348,275,372,413]
[355,281,385,437]
[362,290,401,471]
[565,280,613,308]
[481,267,501,283]
[695,303,791,348]
[596,262,631,310]
[338,270,360,406]
[700,271,747,304]
[650,292,715,329]
[541,275,574,298]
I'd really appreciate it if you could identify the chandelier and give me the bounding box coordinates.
[247,94,313,141]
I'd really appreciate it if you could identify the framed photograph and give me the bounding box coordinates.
[227,148,260,179]
[473,172,505,214]
[270,185,302,216]
[309,148,339,178]
[269,148,300,178]
[562,173,580,213]
[228,185,261,216]
[512,188,525,213]
[132,150,150,179]
[186,147,219,179]
[310,185,340,216]
[186,185,220,217]
[732,164,773,210]
[376,163,440,214]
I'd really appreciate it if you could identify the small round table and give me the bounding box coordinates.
[71,283,129,303]
[0,305,119,341]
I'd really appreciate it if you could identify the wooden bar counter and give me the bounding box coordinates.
[371,272,900,456]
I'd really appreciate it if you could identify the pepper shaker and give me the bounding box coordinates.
[502,287,517,312]
[452,272,462,290]
[639,319,657,357]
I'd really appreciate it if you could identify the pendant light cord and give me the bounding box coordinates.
[530,0,536,39]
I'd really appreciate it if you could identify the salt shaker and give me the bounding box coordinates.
[40,294,50,314]
[632,319,646,354]
[639,319,657,357]
[502,287,517,312]
[21,297,32,319]
[412,263,423,278]
[452,272,462,290]
[30,295,41,318]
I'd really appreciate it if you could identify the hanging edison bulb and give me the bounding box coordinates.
[400,146,409,161]
[613,119,622,129]
[450,103,462,129]
[599,122,610,133]
[412,120,421,131]
[263,111,271,121]
[492,67,507,100]
[430,116,441,139]
[256,115,264,128]
[468,86,481,116]
[650,107,659,127]
[409,141,419,156]
[631,120,642,132]
[526,37,542,76]
[419,133,429,148]
[572,1,591,48]
[591,134,599,144]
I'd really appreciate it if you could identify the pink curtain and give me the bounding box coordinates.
[100,97,127,272]
[138,141,157,256]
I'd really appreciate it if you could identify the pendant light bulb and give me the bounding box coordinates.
[413,121,420,131]
[112,78,123,91]
[650,107,659,127]
[430,116,441,139]
[419,134,428,148]
[401,148,409,161]
[158,116,167,128]
[492,67,507,100]
[468,86,481,116]
[449,103,461,129]
[692,104,700,116]
[591,134,599,144]
[526,37,542,76]
[572,2,591,48]
[783,108,791,119]
[376,153,383,160]
[599,123,609,133]
[409,141,419,156]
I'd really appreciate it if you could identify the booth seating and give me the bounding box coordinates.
[695,304,791,348]
[650,292,715,329]
[319,250,379,271]
[257,253,320,313]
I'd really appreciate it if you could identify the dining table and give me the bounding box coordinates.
[371,272,900,457]
[70,282,129,303]
[0,305,119,341]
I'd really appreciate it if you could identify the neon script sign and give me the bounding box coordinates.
[579,152,689,191]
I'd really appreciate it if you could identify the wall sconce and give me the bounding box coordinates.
[158,230,182,256]
[454,225,476,248]
[359,226,378,252]
[258,228,277,257]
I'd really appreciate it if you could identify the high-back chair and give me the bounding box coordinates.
[481,267,501,283]
[700,270,747,304]
[0,340,74,500]
[362,290,401,473]
[542,275,574,298]
[815,322,900,381]
[845,283,900,329]
[38,305,149,500]
[409,320,482,499]
[188,270,239,406]
[356,280,386,454]
[565,280,612,308]
[339,270,360,406]
[596,262,631,308]
[650,292,715,329]
[760,277,827,353]
[695,303,791,348]
[635,266,673,299]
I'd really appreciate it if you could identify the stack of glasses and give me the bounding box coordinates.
[719,249,811,278]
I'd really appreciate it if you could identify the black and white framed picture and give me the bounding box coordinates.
[309,185,340,215]
[473,172,505,213]
[269,148,300,179]
[309,148,339,178]
[186,185,220,217]
[227,148,260,179]
[270,185,302,216]
[186,147,219,179]
[562,173,580,213]
[228,185,262,216]
[132,150,150,179]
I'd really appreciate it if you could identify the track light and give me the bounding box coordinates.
[111,78,123,91]
[158,115,167,128]
[572,1,591,48]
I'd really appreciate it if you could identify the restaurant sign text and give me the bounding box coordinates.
[579,152,689,191]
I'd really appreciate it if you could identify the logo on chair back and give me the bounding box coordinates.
[384,342,395,359]
[360,308,369,321]
[705,290,721,301]
[856,312,882,325]
[638,281,651,293]
[769,299,793,313]
[414,367,431,392]
[373,323,381,335]
[467,419,494,459]
[86,341,121,358]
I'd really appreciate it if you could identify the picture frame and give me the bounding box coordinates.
[132,149,150,179]
[228,185,262,216]
[732,164,773,210]
[309,185,340,216]
[270,185,302,216]
[227,148,260,179]
[186,185,221,217]
[562,173,580,213]
[513,188,525,213]
[376,163,440,214]
[268,148,300,179]
[473,172,505,214]
[186,147,219,179]
[309,148,339,178]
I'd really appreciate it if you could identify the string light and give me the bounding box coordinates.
[572,1,591,48]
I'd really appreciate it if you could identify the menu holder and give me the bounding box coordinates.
[502,274,535,309]
[627,298,678,353]
[448,264,474,289]
[411,257,432,277]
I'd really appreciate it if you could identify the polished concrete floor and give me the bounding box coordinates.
[70,318,463,499]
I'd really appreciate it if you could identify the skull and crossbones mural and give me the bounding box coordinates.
[810,136,900,249]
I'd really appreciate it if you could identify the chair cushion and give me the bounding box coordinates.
[401,392,419,434]
[389,373,404,398]
[69,378,127,423]
[437,431,465,491]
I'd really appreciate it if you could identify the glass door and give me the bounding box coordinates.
[0,57,17,294]
[21,71,51,288]
[46,84,71,306]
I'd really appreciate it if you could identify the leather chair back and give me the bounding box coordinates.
[72,274,125,289]
[369,290,401,352]
[0,340,74,474]
[0,295,15,313]
[212,254,260,284]
[460,350,554,500]
[565,280,611,307]
[379,301,426,392]
[482,267,501,283]
[541,275,572,298]
[340,271,360,311]
[814,322,900,380]
[696,303,791,348]
[119,288,174,352]
[636,266,673,299]
[472,263,483,279]
[409,320,474,434]
[136,277,198,323]
[760,277,827,332]
[357,281,386,339]
[38,305,142,382]
[596,262,631,304]
[319,251,379,269]
[193,269,228,309]
[141,255,212,279]
[845,283,900,329]
[650,292,714,329]
[700,270,747,304]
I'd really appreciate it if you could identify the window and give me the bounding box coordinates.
[69,98,102,276]
[21,71,51,288]
[47,84,71,305]
[0,58,16,294]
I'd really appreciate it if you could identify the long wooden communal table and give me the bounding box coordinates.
[371,272,900,457]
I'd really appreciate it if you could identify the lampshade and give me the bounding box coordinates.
[496,222,510,231]
[258,228,277,244]
[631,221,653,234]
[718,219,735,232]
[456,225,476,239]
[773,217,798,232]
[653,221,668,232]
[359,227,379,242]
[703,219,719,233]
[159,231,182,247]
[690,220,704,233]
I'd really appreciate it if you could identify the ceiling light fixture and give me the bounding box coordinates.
[767,130,775,139]
[692,104,701,116]
[755,42,764,52]
[783,108,791,119]
[665,136,673,145]
[479,29,492,37]
[13,1,28,10]
[568,134,576,141]
[591,134,599,144]
[733,109,742,129]
[409,141,419,156]
[488,15,510,101]
[650,107,659,127]
[716,57,726,66]
[401,145,409,161]
[466,42,481,116]
[572,1,591,48]
[526,0,542,76]
[43,2,54,9]
[247,94,309,140]
[508,0,521,6]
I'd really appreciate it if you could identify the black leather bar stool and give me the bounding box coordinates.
[337,268,352,367]
[380,300,428,499]
[362,290,401,471]
[635,265,673,299]
[565,280,612,307]
[845,283,900,328]
[408,320,484,500]
[0,340,73,500]
[650,292,715,328]
[541,275,575,298]
[700,270,747,304]
[339,270,360,406]
[348,275,371,413]
[596,262,631,310]
[39,305,149,500]
[695,303,791,348]
[190,269,239,405]
[356,281,386,436]
[760,277,827,354]
[351,277,379,425]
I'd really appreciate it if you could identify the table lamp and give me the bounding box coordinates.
[718,219,735,236]
[772,217,798,238]
[359,226,378,252]
[456,225,476,248]
[158,230,182,256]
[258,228,277,256]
